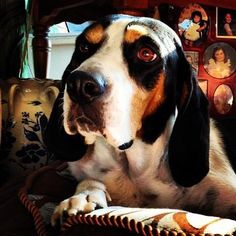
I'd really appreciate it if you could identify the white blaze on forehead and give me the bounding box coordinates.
[102,21,137,147]
[149,29,179,58]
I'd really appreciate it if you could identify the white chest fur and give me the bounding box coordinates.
[68,115,181,208]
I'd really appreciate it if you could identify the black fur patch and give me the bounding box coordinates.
[167,44,210,187]
[138,49,180,143]
[123,32,178,143]
[143,193,159,201]
[123,35,163,90]
[43,92,88,161]
[62,32,105,86]
[62,15,135,85]
[227,206,236,220]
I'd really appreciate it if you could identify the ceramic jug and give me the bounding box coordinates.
[0,77,60,177]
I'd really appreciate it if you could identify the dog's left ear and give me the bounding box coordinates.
[43,90,88,161]
[168,45,210,187]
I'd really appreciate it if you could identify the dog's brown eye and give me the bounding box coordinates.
[79,43,89,53]
[137,47,157,62]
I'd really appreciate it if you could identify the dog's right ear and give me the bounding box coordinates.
[168,44,210,187]
[43,90,88,161]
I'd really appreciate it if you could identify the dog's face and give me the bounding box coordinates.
[62,15,185,149]
[46,15,210,187]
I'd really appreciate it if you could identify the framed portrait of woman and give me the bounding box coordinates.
[216,8,236,38]
[203,42,236,79]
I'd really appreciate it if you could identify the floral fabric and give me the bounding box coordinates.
[0,78,60,179]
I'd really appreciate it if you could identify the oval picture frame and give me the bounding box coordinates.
[178,3,209,47]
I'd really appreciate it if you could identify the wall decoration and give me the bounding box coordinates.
[185,51,199,75]
[216,7,236,38]
[158,3,236,117]
[198,80,208,95]
[213,84,233,114]
[203,42,236,79]
[178,3,209,47]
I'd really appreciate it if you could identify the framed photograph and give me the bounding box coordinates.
[185,51,199,75]
[213,84,234,114]
[216,7,236,38]
[178,3,209,47]
[198,80,208,95]
[203,42,236,79]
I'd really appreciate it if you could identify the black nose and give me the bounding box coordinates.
[66,71,107,103]
[118,140,134,150]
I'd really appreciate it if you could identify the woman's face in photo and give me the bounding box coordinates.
[225,13,232,23]
[214,49,225,62]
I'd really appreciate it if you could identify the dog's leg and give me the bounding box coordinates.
[51,180,111,226]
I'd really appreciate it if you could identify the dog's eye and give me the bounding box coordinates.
[137,47,157,62]
[79,43,89,53]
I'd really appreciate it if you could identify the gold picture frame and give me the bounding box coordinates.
[216,7,236,38]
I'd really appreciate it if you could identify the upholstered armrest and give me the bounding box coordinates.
[61,207,236,235]
[17,163,236,236]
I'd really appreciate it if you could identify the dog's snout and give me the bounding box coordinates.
[67,71,107,102]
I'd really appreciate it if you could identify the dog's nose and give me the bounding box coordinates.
[118,140,134,150]
[66,71,107,102]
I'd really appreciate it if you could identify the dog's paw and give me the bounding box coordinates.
[51,180,111,226]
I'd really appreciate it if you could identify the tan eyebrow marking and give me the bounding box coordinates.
[143,73,166,118]
[85,24,104,44]
[124,24,148,43]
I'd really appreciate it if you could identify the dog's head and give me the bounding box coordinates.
[45,15,209,187]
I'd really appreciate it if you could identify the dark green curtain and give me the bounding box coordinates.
[0,0,29,79]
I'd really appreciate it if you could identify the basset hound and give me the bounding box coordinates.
[45,15,236,224]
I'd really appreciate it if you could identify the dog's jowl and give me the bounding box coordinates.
[45,15,236,224]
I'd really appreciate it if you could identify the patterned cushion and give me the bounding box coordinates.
[62,207,236,235]
[18,163,236,236]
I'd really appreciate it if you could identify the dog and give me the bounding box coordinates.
[45,15,236,224]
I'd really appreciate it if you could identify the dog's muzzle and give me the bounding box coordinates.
[67,70,107,103]
[65,70,134,150]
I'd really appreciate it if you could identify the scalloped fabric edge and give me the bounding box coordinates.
[62,206,236,236]
[17,164,236,236]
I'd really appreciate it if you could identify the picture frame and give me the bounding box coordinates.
[216,7,236,38]
[198,80,208,95]
[178,3,209,47]
[203,42,236,79]
[213,84,234,114]
[185,51,199,75]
